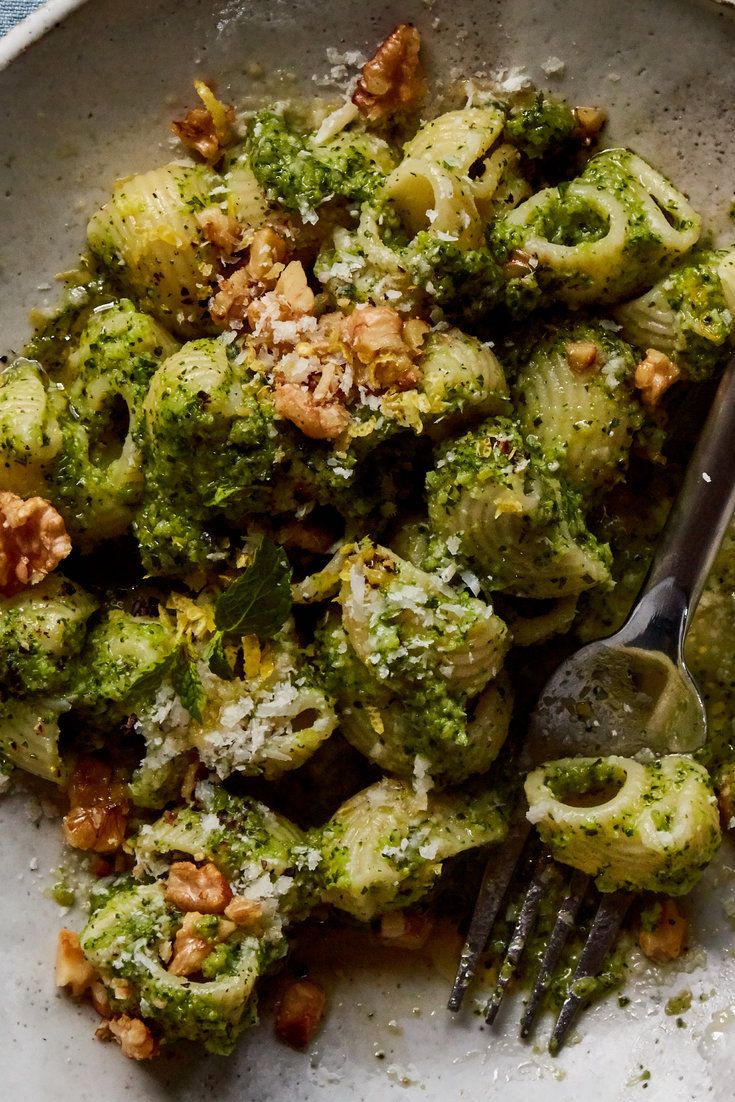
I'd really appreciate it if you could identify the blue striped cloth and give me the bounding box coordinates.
[0,0,47,35]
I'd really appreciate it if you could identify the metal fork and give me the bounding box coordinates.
[449,350,735,1051]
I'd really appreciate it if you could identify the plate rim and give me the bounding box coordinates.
[0,0,88,71]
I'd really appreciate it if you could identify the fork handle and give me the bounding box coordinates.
[618,350,735,660]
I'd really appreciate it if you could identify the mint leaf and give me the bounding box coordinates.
[129,652,175,707]
[202,632,235,680]
[170,647,205,722]
[214,538,292,638]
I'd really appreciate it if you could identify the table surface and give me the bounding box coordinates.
[0,0,47,35]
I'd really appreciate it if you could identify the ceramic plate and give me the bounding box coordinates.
[2,1,735,1098]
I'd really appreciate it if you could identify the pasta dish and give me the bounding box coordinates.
[0,22,732,1061]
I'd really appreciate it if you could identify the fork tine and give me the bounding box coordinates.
[519,868,591,1038]
[447,806,530,1012]
[484,849,556,1025]
[549,889,635,1054]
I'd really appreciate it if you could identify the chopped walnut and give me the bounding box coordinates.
[172,107,231,162]
[639,898,688,963]
[210,227,289,328]
[104,1015,157,1060]
[196,207,244,255]
[224,896,265,929]
[574,105,607,143]
[180,757,201,804]
[56,929,96,997]
[167,915,212,978]
[211,268,256,327]
[635,348,680,406]
[0,492,71,597]
[274,260,316,316]
[503,249,536,280]
[247,226,288,282]
[341,305,427,391]
[379,910,433,949]
[62,758,129,854]
[167,911,237,977]
[171,81,235,164]
[89,980,112,1019]
[273,382,350,441]
[275,979,326,1049]
[565,340,599,373]
[164,861,233,914]
[247,262,315,340]
[109,977,133,1002]
[353,24,423,122]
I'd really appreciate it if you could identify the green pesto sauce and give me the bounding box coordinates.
[247,111,386,215]
[503,93,577,160]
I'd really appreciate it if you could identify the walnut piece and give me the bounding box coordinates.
[56,929,96,997]
[273,382,350,441]
[224,896,265,929]
[574,105,608,143]
[196,207,244,255]
[638,899,688,963]
[565,340,599,374]
[164,861,233,914]
[341,305,427,391]
[62,758,129,854]
[210,227,289,328]
[502,248,537,281]
[171,82,235,164]
[353,24,423,122]
[104,1015,157,1061]
[274,260,316,316]
[247,226,288,283]
[635,348,680,406]
[379,910,433,949]
[0,492,71,597]
[275,979,326,1049]
[89,980,112,1019]
[168,912,237,977]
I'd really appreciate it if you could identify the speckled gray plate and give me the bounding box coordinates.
[3,1,735,1099]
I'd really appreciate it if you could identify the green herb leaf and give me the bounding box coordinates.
[170,647,205,722]
[129,652,175,707]
[214,538,292,638]
[202,631,235,681]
